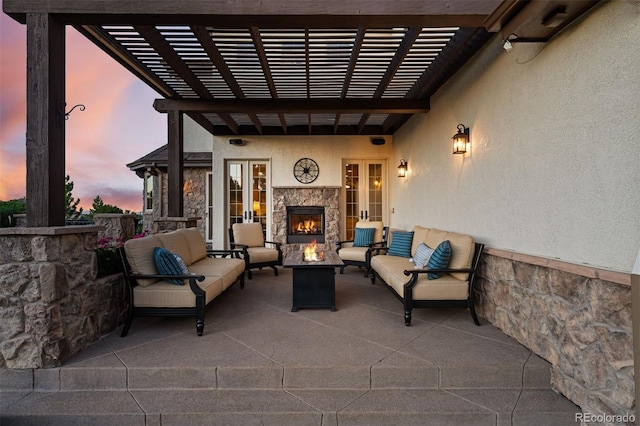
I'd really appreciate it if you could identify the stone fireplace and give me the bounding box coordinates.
[273,187,340,256]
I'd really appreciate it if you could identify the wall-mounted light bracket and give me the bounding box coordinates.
[452,124,470,154]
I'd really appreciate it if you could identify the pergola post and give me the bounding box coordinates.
[25,13,66,227]
[167,109,184,217]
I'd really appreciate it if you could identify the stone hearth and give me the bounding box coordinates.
[272,187,340,257]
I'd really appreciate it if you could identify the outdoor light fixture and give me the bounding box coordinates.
[397,159,408,178]
[229,138,244,146]
[452,124,470,154]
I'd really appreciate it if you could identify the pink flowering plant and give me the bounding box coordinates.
[96,236,125,277]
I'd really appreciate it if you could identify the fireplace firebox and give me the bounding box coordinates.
[287,206,325,243]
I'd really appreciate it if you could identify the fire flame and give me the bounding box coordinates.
[303,240,323,261]
[296,220,316,233]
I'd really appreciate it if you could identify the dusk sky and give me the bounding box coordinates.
[1,12,166,213]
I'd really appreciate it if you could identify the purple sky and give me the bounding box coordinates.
[0,13,166,212]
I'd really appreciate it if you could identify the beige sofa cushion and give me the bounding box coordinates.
[156,230,192,265]
[411,226,474,281]
[124,235,162,287]
[132,276,224,308]
[182,228,207,263]
[371,254,468,300]
[246,247,279,263]
[232,223,265,247]
[188,257,245,291]
[338,246,368,262]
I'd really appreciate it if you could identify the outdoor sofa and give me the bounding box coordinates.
[119,228,245,336]
[370,225,484,326]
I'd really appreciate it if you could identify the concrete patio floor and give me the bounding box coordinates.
[1,266,580,425]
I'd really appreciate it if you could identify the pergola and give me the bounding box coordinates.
[3,0,598,227]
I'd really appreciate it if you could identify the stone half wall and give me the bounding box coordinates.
[0,226,127,369]
[272,187,340,257]
[474,248,633,417]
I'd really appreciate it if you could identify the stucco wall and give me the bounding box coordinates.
[210,135,392,248]
[391,1,640,272]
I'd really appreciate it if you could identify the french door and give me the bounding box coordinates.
[342,159,388,240]
[227,160,270,235]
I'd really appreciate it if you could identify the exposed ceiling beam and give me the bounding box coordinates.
[153,98,430,114]
[250,26,288,134]
[192,25,263,134]
[333,27,366,134]
[135,25,239,134]
[358,27,422,133]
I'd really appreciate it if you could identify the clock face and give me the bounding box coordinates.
[293,158,319,184]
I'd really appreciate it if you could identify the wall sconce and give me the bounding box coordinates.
[397,159,408,178]
[183,179,193,194]
[452,124,470,154]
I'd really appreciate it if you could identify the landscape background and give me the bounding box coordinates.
[1,12,166,213]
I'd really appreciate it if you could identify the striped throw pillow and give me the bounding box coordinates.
[153,247,185,285]
[427,240,452,280]
[387,231,414,258]
[412,243,435,268]
[353,227,375,247]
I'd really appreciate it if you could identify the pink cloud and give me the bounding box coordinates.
[0,14,165,213]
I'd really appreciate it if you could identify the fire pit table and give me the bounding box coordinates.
[283,250,344,312]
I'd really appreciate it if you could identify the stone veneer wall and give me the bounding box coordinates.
[154,169,207,236]
[93,214,137,242]
[272,187,340,257]
[474,248,633,417]
[0,226,127,369]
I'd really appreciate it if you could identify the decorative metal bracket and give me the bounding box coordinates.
[65,104,86,120]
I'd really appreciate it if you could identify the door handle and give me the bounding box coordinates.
[360,210,363,219]
[365,211,369,219]
[244,211,247,220]
[249,211,253,220]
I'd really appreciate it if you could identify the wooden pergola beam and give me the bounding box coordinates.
[4,0,500,27]
[153,98,430,114]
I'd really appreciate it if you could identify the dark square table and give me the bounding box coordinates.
[283,251,344,312]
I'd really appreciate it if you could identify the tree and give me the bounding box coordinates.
[0,198,26,227]
[90,195,123,214]
[65,175,83,219]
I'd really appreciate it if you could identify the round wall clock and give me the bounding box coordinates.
[293,158,319,184]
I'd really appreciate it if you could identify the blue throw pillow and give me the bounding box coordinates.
[353,227,375,247]
[153,247,185,285]
[412,243,435,268]
[427,240,452,279]
[387,231,414,258]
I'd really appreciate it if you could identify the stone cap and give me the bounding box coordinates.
[0,225,104,236]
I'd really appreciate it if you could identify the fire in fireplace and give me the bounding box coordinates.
[287,206,325,243]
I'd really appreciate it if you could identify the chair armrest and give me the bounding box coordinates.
[229,242,249,250]
[403,268,474,276]
[207,249,244,258]
[402,267,475,290]
[264,240,282,249]
[128,273,206,296]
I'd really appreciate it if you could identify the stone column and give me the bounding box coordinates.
[0,226,127,369]
[93,213,138,242]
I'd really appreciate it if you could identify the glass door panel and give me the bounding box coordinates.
[228,162,245,225]
[344,162,360,241]
[342,159,387,240]
[227,160,270,239]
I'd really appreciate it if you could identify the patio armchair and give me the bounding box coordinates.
[229,222,283,279]
[336,221,389,277]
